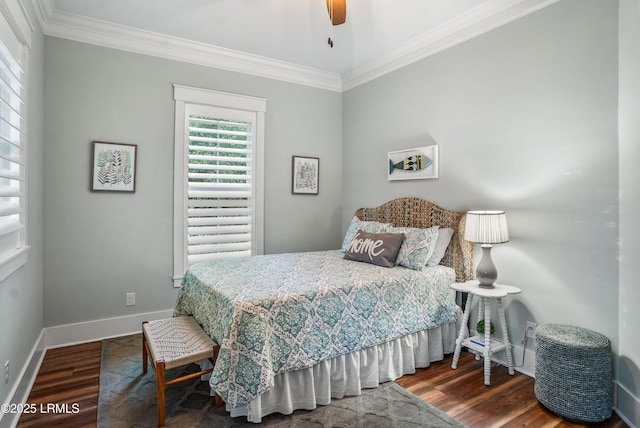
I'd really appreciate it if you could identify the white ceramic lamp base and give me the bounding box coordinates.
[476,245,498,288]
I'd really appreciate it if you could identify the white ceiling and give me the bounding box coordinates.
[35,0,558,91]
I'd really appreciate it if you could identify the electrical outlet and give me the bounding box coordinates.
[526,322,537,337]
[4,360,9,384]
[126,292,136,306]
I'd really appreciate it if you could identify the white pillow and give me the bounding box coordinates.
[426,228,454,266]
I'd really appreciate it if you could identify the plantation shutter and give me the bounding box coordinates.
[186,105,255,263]
[0,28,26,265]
[173,85,265,286]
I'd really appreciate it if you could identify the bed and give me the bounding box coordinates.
[173,197,474,422]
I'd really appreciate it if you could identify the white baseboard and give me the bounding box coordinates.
[0,331,45,428]
[486,342,536,378]
[0,309,173,428]
[615,382,640,428]
[42,309,174,349]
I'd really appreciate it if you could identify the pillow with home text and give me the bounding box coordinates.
[343,230,405,267]
[340,216,392,252]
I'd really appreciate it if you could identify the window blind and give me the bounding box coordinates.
[187,115,253,263]
[0,34,25,263]
[173,85,265,286]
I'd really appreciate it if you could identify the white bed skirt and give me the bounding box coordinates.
[220,307,465,423]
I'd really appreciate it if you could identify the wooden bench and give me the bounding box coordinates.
[142,316,222,427]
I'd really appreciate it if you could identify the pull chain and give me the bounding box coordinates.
[328,0,334,47]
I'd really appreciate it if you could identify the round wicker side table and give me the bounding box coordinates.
[534,324,613,423]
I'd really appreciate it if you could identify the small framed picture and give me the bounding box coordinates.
[388,145,438,181]
[91,141,137,192]
[292,155,319,195]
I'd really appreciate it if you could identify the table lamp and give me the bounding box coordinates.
[464,210,509,288]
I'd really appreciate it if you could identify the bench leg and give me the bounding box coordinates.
[142,322,149,374]
[157,361,166,427]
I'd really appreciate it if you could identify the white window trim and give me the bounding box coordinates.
[172,85,266,287]
[0,0,32,282]
[0,0,32,49]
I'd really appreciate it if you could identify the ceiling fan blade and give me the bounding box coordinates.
[326,0,346,26]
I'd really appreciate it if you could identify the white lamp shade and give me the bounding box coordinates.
[464,211,509,244]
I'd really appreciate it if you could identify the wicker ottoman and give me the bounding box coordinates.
[534,324,612,423]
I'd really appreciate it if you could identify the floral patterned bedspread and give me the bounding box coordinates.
[173,250,457,408]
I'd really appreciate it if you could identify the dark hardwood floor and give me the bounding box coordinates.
[17,339,627,427]
[396,353,627,428]
[16,341,101,428]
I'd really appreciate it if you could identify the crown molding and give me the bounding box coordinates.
[341,0,560,91]
[33,0,343,92]
[33,0,558,93]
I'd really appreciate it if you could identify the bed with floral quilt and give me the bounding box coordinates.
[173,197,474,422]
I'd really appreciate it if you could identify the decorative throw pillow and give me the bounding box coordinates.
[340,216,392,252]
[389,225,439,270]
[426,228,454,266]
[344,230,405,267]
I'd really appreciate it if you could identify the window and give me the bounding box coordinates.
[173,85,266,287]
[185,108,254,262]
[0,2,31,281]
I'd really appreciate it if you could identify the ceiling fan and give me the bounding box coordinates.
[326,0,346,47]
[326,0,346,25]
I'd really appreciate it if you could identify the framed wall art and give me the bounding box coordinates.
[387,145,438,181]
[292,155,319,195]
[91,141,137,192]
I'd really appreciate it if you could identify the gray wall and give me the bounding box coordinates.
[618,0,640,425]
[0,1,45,408]
[343,0,619,361]
[43,38,342,327]
[10,0,638,423]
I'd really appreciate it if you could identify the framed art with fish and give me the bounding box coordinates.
[387,145,438,181]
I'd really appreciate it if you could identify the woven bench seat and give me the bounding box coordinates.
[534,323,612,423]
[143,316,221,427]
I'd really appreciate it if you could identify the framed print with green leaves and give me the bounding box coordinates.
[91,141,137,192]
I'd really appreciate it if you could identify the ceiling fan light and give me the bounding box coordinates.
[326,0,346,26]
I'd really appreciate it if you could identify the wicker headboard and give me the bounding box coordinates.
[355,197,474,282]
